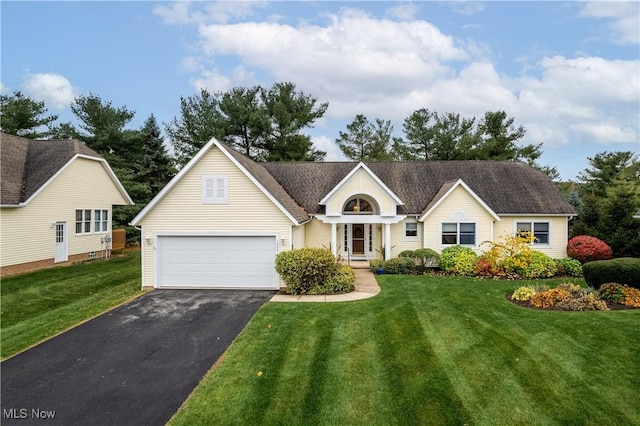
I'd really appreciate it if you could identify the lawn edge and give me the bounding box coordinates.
[0,289,151,362]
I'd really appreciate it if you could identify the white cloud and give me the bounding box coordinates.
[0,82,10,94]
[570,122,637,143]
[386,3,420,21]
[450,1,485,16]
[513,55,639,147]
[196,8,467,105]
[154,1,266,25]
[312,135,345,161]
[167,5,638,155]
[22,73,77,110]
[579,1,640,45]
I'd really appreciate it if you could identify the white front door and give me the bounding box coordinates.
[54,222,68,263]
[342,224,375,259]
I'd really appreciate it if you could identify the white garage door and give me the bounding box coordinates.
[156,235,278,289]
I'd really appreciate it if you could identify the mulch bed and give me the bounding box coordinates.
[506,293,638,311]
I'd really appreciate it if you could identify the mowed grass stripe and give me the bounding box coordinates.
[171,275,640,425]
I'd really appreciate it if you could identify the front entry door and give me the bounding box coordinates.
[352,224,365,255]
[54,222,68,263]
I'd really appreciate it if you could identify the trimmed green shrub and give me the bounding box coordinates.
[369,259,384,273]
[275,248,337,295]
[440,246,478,276]
[324,264,355,294]
[398,250,415,258]
[554,258,583,277]
[567,235,613,263]
[379,257,416,274]
[583,257,640,289]
[598,283,626,303]
[515,251,557,279]
[414,248,440,268]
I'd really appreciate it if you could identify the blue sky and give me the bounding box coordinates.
[2,1,638,180]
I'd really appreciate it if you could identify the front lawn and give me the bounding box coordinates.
[171,275,640,425]
[1,252,143,359]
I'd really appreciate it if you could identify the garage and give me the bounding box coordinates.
[156,235,278,289]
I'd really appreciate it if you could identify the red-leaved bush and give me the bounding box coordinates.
[567,235,613,264]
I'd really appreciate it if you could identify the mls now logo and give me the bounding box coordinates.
[3,408,56,419]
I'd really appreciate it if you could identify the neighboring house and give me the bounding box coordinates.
[0,133,133,276]
[634,210,640,219]
[132,138,575,290]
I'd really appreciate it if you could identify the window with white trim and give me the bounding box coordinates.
[202,176,228,204]
[94,209,108,233]
[75,209,91,234]
[441,222,476,246]
[404,221,419,241]
[343,197,374,214]
[516,221,549,244]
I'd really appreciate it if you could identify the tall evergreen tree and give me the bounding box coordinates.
[165,82,328,165]
[261,82,327,162]
[570,151,640,256]
[0,91,58,138]
[164,89,224,166]
[138,115,175,197]
[336,115,394,161]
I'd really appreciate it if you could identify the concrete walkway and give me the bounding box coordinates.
[270,264,380,302]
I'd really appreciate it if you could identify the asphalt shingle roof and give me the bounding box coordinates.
[223,145,311,223]
[1,132,103,205]
[262,160,575,216]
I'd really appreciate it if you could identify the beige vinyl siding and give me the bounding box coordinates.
[324,168,397,216]
[494,216,569,258]
[1,158,130,267]
[137,147,293,287]
[292,225,305,249]
[304,218,331,249]
[390,220,422,257]
[423,186,495,255]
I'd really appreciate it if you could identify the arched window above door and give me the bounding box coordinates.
[343,196,374,214]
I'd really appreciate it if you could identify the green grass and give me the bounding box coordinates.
[171,275,640,426]
[1,252,142,358]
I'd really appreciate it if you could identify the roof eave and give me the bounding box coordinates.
[419,179,501,222]
[319,162,404,205]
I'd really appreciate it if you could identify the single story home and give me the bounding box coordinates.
[0,133,133,276]
[131,138,575,290]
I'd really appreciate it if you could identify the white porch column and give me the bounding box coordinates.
[331,223,337,257]
[384,223,391,260]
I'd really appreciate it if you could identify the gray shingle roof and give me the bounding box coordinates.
[262,160,575,216]
[223,145,310,223]
[1,132,103,205]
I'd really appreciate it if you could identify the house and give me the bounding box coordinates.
[0,133,133,276]
[635,210,640,219]
[131,138,575,290]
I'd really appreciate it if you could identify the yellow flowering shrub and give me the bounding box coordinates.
[511,286,537,301]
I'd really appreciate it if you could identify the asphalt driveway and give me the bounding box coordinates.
[1,289,275,425]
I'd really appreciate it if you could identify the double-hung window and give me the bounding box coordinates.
[75,209,91,234]
[404,222,419,241]
[94,210,108,233]
[441,223,476,246]
[202,176,229,204]
[516,221,549,244]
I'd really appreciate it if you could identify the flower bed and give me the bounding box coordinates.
[508,282,640,311]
